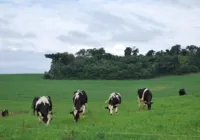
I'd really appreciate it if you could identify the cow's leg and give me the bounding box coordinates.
[115,104,119,113]
[109,105,113,115]
[33,107,35,115]
[38,112,43,124]
[138,97,141,110]
[82,105,86,118]
[142,103,146,110]
[46,112,51,125]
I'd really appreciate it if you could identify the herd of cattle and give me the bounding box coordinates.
[1,88,187,125]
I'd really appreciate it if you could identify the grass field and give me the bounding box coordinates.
[0,74,200,140]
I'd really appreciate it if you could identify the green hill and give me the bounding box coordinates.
[0,74,200,140]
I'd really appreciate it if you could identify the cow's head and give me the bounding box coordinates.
[70,110,83,122]
[105,105,115,115]
[41,111,52,124]
[145,101,153,110]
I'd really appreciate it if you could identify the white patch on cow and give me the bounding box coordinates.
[115,94,120,100]
[74,110,78,116]
[35,96,50,108]
[74,92,79,100]
[141,88,148,101]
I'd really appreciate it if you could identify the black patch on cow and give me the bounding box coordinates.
[1,109,9,117]
[31,97,39,115]
[138,88,153,110]
[179,89,187,96]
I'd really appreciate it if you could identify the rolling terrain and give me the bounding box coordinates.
[0,74,200,140]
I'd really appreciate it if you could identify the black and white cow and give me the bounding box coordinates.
[137,88,153,110]
[35,96,53,125]
[105,92,121,115]
[1,109,9,117]
[70,90,88,122]
[179,88,186,96]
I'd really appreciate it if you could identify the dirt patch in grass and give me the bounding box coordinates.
[9,111,29,116]
[151,86,168,91]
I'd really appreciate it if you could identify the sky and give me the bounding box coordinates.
[0,0,200,74]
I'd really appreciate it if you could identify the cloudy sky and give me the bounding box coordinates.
[0,0,200,74]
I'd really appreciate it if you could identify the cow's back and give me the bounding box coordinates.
[81,90,88,103]
[137,88,145,98]
[73,90,87,104]
[144,90,152,102]
[109,92,121,105]
[138,88,152,102]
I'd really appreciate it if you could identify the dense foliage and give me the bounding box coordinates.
[44,44,200,80]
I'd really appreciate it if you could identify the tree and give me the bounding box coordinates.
[186,45,198,53]
[132,46,139,56]
[124,47,132,56]
[75,49,86,57]
[146,50,155,57]
[44,44,200,80]
[170,44,181,55]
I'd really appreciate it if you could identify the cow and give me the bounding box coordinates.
[179,88,186,96]
[104,92,121,115]
[137,88,153,110]
[35,96,53,125]
[70,90,88,122]
[1,109,9,117]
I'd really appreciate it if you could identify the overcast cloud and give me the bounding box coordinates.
[0,0,200,74]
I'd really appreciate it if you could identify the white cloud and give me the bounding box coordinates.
[0,0,200,73]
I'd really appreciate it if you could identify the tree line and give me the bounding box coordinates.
[44,44,200,80]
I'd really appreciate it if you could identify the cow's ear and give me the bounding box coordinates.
[70,111,73,114]
[105,107,109,109]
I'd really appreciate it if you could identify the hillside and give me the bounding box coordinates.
[0,74,200,140]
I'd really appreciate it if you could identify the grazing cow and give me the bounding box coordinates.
[179,88,186,96]
[105,92,122,115]
[70,90,88,122]
[35,96,53,125]
[137,88,153,110]
[1,109,9,117]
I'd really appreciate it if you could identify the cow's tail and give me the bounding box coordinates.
[105,100,108,104]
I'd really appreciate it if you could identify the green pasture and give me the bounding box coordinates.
[0,74,200,140]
